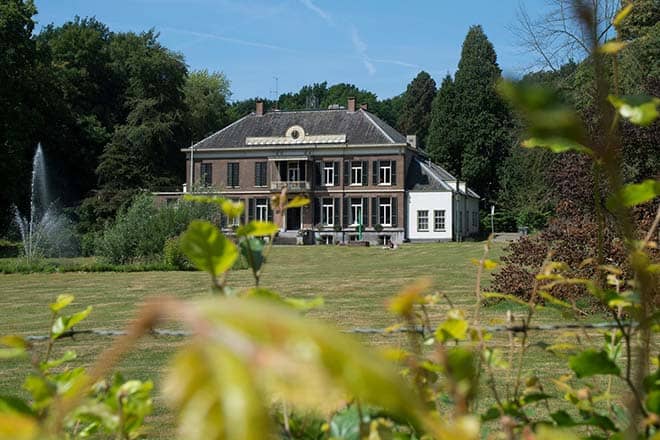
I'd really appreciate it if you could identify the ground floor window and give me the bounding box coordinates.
[379,197,392,226]
[417,210,429,231]
[351,198,363,226]
[256,198,269,221]
[322,198,334,226]
[434,210,445,231]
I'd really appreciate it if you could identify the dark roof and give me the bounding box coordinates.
[192,108,407,149]
[406,157,480,198]
[406,157,453,192]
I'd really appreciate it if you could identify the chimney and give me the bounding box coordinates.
[406,135,417,149]
[458,181,467,193]
[255,100,264,116]
[360,103,368,111]
[347,97,356,112]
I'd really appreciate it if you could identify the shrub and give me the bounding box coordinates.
[163,235,193,270]
[0,239,21,258]
[95,194,221,264]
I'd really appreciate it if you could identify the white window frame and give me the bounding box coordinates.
[351,199,363,226]
[434,210,446,231]
[323,162,334,186]
[379,161,392,185]
[288,162,299,181]
[417,210,429,231]
[322,198,334,226]
[379,197,392,226]
[351,162,362,186]
[256,199,269,221]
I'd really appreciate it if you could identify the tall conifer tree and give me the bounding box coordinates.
[453,25,512,199]
[426,74,460,176]
[397,71,436,148]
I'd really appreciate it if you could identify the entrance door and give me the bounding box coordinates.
[286,207,301,230]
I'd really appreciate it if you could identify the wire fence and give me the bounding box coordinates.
[23,321,632,342]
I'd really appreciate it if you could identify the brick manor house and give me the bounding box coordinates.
[155,98,479,244]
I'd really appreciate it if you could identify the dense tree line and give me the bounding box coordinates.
[3,0,656,245]
[1,1,231,236]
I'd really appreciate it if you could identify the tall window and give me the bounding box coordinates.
[227,163,239,187]
[256,198,269,221]
[323,162,334,186]
[254,162,267,187]
[379,161,392,185]
[322,198,334,226]
[379,197,392,226]
[417,210,429,231]
[351,198,363,226]
[351,162,362,185]
[288,161,299,181]
[200,163,212,187]
[434,210,446,231]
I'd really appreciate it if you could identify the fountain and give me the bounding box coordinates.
[13,144,76,261]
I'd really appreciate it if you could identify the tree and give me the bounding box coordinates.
[278,82,329,110]
[453,26,512,199]
[397,71,436,148]
[372,93,404,128]
[512,0,619,71]
[184,69,231,143]
[35,17,117,206]
[320,83,377,110]
[0,0,41,234]
[426,75,460,176]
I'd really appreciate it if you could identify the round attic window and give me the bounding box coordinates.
[286,125,305,140]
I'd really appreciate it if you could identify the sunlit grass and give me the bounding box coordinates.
[0,242,607,438]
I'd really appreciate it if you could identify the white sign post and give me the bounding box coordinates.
[490,205,495,236]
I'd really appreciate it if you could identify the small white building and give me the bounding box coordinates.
[406,158,480,241]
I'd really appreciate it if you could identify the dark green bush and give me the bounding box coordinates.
[163,235,193,270]
[0,240,21,258]
[95,194,221,264]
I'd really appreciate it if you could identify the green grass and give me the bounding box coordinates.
[0,242,608,438]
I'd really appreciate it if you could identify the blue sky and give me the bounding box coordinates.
[34,0,549,101]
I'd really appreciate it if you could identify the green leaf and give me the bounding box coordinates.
[436,309,469,342]
[49,294,74,312]
[0,395,34,415]
[0,348,27,360]
[286,196,310,209]
[240,238,265,272]
[569,350,621,378]
[608,95,660,126]
[180,220,238,277]
[607,179,660,209]
[482,292,531,308]
[40,350,76,371]
[164,343,271,440]
[188,297,439,435]
[599,41,628,54]
[613,3,633,26]
[521,392,552,405]
[220,200,244,220]
[646,390,660,414]
[235,221,278,237]
[0,335,28,349]
[284,297,325,311]
[522,137,592,154]
[51,306,92,340]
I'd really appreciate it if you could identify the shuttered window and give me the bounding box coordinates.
[254,162,267,186]
[227,163,239,187]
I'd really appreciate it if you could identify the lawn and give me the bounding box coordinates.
[0,242,598,438]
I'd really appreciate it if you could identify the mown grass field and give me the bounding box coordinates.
[0,242,605,438]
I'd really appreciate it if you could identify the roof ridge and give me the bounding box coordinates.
[360,109,395,143]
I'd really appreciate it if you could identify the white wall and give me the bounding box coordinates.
[407,192,453,240]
